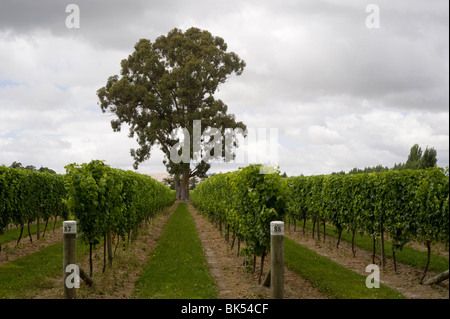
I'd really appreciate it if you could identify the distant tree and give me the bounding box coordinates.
[392,162,405,171]
[420,146,437,169]
[346,165,388,175]
[340,144,438,175]
[10,161,22,169]
[162,176,176,190]
[404,144,423,170]
[189,176,199,190]
[38,167,56,174]
[8,162,56,174]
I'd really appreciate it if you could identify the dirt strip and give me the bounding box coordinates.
[285,224,449,299]
[188,203,326,299]
[0,226,64,266]
[33,202,178,299]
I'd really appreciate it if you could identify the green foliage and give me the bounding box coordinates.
[285,167,450,250]
[64,160,175,246]
[191,164,286,257]
[193,165,449,263]
[413,167,449,244]
[0,166,68,238]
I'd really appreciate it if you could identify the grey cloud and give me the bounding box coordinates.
[0,0,448,174]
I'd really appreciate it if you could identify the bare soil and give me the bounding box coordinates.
[0,226,64,266]
[187,203,326,299]
[33,203,177,299]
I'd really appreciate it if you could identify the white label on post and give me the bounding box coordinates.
[270,221,284,236]
[63,221,77,234]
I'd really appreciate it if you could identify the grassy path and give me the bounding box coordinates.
[0,239,90,298]
[133,202,218,299]
[285,238,405,299]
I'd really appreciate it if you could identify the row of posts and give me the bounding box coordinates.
[62,220,285,299]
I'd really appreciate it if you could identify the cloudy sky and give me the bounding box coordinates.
[0,0,448,176]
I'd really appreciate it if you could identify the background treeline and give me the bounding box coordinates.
[333,144,438,175]
[7,161,57,174]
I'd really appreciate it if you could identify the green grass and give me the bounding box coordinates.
[133,202,218,299]
[291,220,449,273]
[284,238,405,299]
[0,219,64,245]
[0,239,90,298]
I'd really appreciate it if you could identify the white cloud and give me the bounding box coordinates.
[0,0,448,176]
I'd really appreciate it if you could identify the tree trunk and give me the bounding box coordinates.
[103,235,106,273]
[237,238,240,256]
[258,250,266,285]
[36,218,40,240]
[89,243,93,278]
[372,235,376,264]
[181,169,190,201]
[263,267,271,287]
[27,221,32,243]
[392,245,398,273]
[79,267,94,287]
[174,175,181,200]
[17,225,24,245]
[316,218,320,241]
[420,240,432,284]
[114,235,120,258]
[423,270,449,285]
[323,221,326,243]
[107,230,113,267]
[302,218,306,235]
[336,228,342,249]
[312,220,315,238]
[380,224,385,269]
[351,230,356,257]
[43,218,49,237]
[53,216,57,233]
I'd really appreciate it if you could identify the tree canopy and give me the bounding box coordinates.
[97,27,246,200]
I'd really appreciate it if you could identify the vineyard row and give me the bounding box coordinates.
[191,164,449,283]
[0,161,176,275]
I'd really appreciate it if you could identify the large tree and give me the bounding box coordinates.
[97,27,246,200]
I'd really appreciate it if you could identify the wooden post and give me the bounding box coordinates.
[63,220,78,299]
[270,221,284,299]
